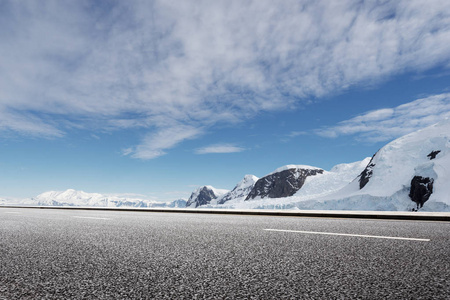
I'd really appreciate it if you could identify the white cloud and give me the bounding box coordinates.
[195,144,246,154]
[0,109,64,138]
[316,93,450,142]
[287,131,308,138]
[125,125,203,159]
[1,1,450,157]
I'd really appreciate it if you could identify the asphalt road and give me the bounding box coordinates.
[1,208,449,299]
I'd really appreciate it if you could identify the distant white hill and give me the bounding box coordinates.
[2,189,187,208]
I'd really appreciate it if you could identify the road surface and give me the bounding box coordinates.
[1,207,449,299]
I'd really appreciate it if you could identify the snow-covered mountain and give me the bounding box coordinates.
[246,165,324,200]
[196,120,450,211]
[34,189,147,207]
[218,175,259,204]
[312,119,450,211]
[28,189,186,208]
[186,186,229,208]
[212,158,370,209]
[163,199,188,208]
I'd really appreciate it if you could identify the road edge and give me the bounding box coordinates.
[1,205,450,221]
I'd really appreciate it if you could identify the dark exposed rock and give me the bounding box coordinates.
[409,176,434,208]
[359,153,377,189]
[186,186,218,208]
[245,168,323,200]
[427,150,441,160]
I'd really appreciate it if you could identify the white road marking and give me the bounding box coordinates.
[3,212,21,214]
[264,229,430,242]
[72,216,111,220]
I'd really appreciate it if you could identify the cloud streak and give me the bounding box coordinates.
[315,93,450,142]
[124,125,204,159]
[1,1,450,157]
[0,108,64,138]
[195,144,246,154]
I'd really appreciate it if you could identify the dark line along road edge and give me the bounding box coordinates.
[1,206,450,222]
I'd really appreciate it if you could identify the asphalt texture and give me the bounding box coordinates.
[1,208,449,299]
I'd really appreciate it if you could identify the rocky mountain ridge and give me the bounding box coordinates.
[246,167,324,200]
[186,186,229,208]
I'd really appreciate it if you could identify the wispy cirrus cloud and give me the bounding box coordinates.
[124,125,204,159]
[0,108,64,138]
[195,144,246,155]
[1,1,450,158]
[315,93,450,142]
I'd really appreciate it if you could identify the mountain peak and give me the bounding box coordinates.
[218,175,259,205]
[186,185,229,208]
[246,166,324,200]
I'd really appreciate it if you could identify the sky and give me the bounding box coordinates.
[1,0,450,201]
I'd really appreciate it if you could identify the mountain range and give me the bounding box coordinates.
[186,119,450,211]
[5,189,187,208]
[2,120,449,211]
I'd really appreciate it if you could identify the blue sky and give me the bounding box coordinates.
[1,0,450,201]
